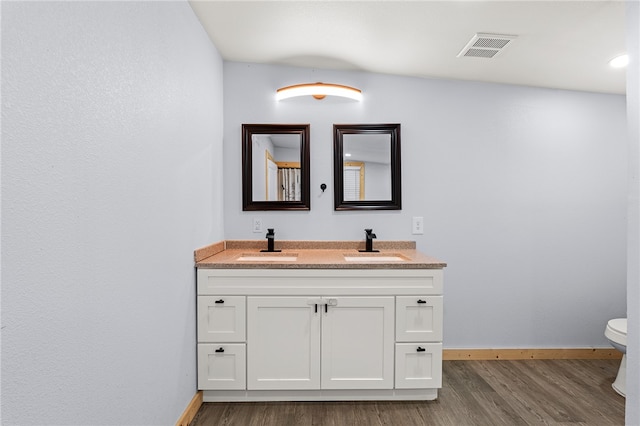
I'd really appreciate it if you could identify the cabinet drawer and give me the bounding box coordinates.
[395,343,442,389]
[198,344,246,390]
[197,268,443,296]
[395,296,442,342]
[197,296,246,342]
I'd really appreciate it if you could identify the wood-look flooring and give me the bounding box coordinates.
[190,359,625,426]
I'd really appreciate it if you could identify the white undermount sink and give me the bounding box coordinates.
[343,254,408,262]
[236,253,298,262]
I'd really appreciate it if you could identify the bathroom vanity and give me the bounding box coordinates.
[194,241,446,402]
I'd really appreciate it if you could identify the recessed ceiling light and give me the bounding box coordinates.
[609,54,629,68]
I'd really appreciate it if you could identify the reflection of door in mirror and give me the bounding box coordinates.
[266,153,278,201]
[343,134,391,201]
[252,134,301,202]
[343,161,364,200]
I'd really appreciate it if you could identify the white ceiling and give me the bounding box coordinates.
[189,0,627,95]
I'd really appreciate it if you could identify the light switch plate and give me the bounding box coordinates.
[412,216,424,235]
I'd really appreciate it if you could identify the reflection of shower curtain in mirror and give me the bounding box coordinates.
[278,168,301,201]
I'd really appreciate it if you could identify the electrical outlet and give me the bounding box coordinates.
[252,218,263,233]
[412,216,424,235]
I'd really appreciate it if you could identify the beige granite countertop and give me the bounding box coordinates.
[195,240,447,269]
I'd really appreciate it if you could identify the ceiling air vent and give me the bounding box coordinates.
[457,33,517,59]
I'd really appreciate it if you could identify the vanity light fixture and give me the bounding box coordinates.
[276,82,362,101]
[609,54,629,68]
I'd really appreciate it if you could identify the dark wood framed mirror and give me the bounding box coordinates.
[242,124,310,211]
[333,123,401,210]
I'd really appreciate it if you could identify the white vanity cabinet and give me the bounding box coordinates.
[246,296,394,391]
[320,296,395,390]
[196,268,443,402]
[246,296,320,390]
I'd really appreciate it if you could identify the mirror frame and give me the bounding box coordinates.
[242,123,311,211]
[333,123,402,211]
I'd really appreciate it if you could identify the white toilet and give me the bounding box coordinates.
[604,318,627,397]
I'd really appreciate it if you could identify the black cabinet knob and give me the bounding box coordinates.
[215,347,225,353]
[417,299,427,304]
[215,299,224,304]
[417,347,426,352]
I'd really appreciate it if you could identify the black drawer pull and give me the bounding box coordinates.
[417,347,426,352]
[215,347,225,353]
[417,299,427,304]
[215,299,224,304]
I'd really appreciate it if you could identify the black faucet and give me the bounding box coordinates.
[261,228,281,252]
[359,228,379,252]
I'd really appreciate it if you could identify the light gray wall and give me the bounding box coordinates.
[625,1,639,424]
[223,62,627,349]
[1,2,224,424]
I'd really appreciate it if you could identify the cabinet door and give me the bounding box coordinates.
[396,296,443,342]
[247,296,321,390]
[395,343,442,389]
[197,296,246,342]
[198,344,246,390]
[321,296,394,389]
